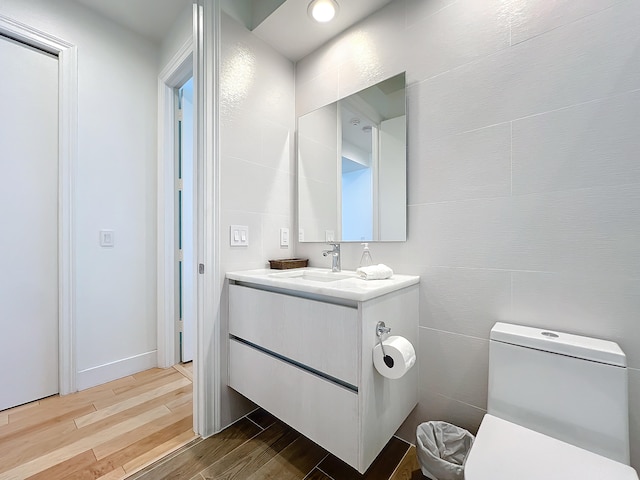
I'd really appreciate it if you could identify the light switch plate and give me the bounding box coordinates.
[230,225,249,246]
[100,230,115,247]
[298,229,305,242]
[325,230,335,242]
[280,227,289,247]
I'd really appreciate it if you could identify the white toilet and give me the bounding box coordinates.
[465,322,639,479]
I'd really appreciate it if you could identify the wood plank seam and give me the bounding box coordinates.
[77,377,191,428]
[0,406,172,479]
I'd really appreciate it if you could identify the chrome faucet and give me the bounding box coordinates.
[322,243,341,272]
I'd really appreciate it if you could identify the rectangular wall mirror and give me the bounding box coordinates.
[297,72,407,243]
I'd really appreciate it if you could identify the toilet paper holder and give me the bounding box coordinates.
[376,321,395,368]
[376,321,391,337]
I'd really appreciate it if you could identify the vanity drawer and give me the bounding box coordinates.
[229,284,359,387]
[229,339,359,467]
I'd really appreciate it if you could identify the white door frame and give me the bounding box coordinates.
[157,38,194,371]
[157,0,221,437]
[193,0,221,438]
[0,14,78,396]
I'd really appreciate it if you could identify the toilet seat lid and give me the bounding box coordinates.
[465,415,639,480]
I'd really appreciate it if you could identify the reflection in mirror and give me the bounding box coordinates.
[298,72,406,242]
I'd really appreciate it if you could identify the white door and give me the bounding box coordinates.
[0,36,59,410]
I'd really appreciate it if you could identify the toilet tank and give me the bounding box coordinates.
[488,322,630,464]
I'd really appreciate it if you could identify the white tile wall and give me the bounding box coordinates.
[512,90,640,195]
[295,65,340,117]
[419,328,489,409]
[220,13,295,427]
[419,267,512,338]
[415,0,640,141]
[395,391,485,441]
[409,123,511,204]
[629,368,640,467]
[405,0,510,84]
[404,0,457,29]
[220,155,292,216]
[509,0,625,46]
[294,0,640,468]
[510,272,640,368]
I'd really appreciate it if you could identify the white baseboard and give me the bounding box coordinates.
[76,350,158,391]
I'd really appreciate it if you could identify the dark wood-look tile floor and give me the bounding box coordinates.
[128,409,424,480]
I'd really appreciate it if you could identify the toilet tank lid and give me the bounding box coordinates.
[490,323,626,367]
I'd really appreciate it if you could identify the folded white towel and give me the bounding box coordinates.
[356,264,394,280]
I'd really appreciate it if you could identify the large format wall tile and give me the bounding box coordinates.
[505,185,640,276]
[406,0,510,84]
[419,185,640,275]
[510,0,625,46]
[419,267,512,339]
[512,90,640,195]
[336,1,408,100]
[419,328,489,409]
[295,67,340,117]
[510,272,640,369]
[408,197,515,270]
[415,1,640,140]
[221,156,292,217]
[395,390,486,442]
[404,0,456,29]
[408,122,511,205]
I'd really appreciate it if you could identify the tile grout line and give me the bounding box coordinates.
[302,453,332,480]
[388,445,412,480]
[125,436,204,480]
[244,416,266,431]
[193,419,274,480]
[510,120,513,195]
[315,466,336,480]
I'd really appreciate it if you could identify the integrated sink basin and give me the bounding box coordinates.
[227,267,420,302]
[268,270,351,283]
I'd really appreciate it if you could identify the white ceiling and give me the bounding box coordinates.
[252,0,395,61]
[72,0,394,60]
[73,0,192,44]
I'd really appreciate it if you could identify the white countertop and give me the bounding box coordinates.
[226,267,420,302]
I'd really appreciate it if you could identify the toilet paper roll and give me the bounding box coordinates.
[373,335,416,379]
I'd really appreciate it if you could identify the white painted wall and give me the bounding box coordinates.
[295,0,640,470]
[160,3,193,69]
[219,12,295,427]
[1,0,160,389]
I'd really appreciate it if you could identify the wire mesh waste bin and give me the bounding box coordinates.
[416,421,475,480]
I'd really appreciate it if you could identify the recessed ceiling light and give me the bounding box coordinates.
[308,0,339,23]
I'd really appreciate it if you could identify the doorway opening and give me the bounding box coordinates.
[176,77,195,364]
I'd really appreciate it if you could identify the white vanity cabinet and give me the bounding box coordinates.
[226,269,419,473]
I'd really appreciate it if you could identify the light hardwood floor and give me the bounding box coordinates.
[0,364,196,480]
[0,365,424,480]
